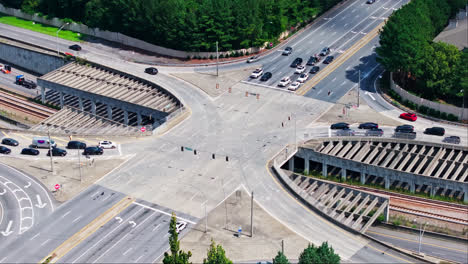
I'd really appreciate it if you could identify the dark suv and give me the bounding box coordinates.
[330,122,349,129]
[83,146,103,155]
[67,141,86,149]
[2,138,18,146]
[47,147,67,157]
[290,58,303,68]
[260,72,272,81]
[395,125,414,133]
[358,122,378,129]
[307,56,319,65]
[424,127,445,136]
[145,67,158,75]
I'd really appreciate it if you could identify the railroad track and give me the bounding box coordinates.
[0,90,57,119]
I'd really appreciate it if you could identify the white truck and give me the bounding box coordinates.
[32,137,56,149]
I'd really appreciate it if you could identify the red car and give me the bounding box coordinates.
[399,112,417,122]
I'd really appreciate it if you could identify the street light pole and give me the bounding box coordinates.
[414,219,428,254]
[216,41,219,77]
[358,70,361,108]
[47,124,54,174]
[56,22,69,56]
[461,89,465,122]
[78,149,82,182]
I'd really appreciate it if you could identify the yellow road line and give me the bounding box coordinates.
[1,130,9,137]
[266,161,412,263]
[297,21,386,96]
[367,231,467,253]
[50,137,68,144]
[39,196,135,264]
[13,133,32,141]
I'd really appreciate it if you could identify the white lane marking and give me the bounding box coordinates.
[328,128,332,138]
[134,255,144,263]
[115,216,123,223]
[61,210,71,219]
[331,31,337,36]
[365,91,376,100]
[152,223,161,232]
[189,193,197,201]
[0,257,6,263]
[164,233,170,238]
[30,233,40,240]
[0,189,5,195]
[340,81,347,86]
[35,195,47,208]
[72,216,82,223]
[133,203,196,225]
[40,239,50,246]
[222,177,236,188]
[331,77,337,82]
[122,248,133,256]
[128,221,136,228]
[0,176,34,234]
[1,220,13,236]
[24,182,31,188]
[118,144,122,156]
[90,191,100,198]
[0,200,4,226]
[344,23,348,27]
[71,207,144,263]
[320,40,324,44]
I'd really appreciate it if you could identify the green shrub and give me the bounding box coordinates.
[209,55,213,60]
[435,110,441,118]
[245,51,250,55]
[377,214,385,223]
[219,54,224,59]
[447,113,458,121]
[393,219,401,226]
[440,112,448,120]
[419,105,428,114]
[186,55,191,60]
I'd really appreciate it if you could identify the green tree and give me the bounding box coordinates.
[163,213,192,264]
[298,242,340,264]
[273,251,290,264]
[203,239,232,264]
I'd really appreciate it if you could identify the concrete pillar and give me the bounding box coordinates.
[123,110,129,125]
[288,157,294,172]
[137,112,143,126]
[107,105,113,120]
[304,158,310,174]
[430,185,436,197]
[360,172,366,185]
[341,168,346,181]
[410,181,415,193]
[464,189,468,203]
[59,91,64,108]
[78,97,84,111]
[384,176,390,189]
[91,101,96,115]
[322,163,327,177]
[41,87,45,104]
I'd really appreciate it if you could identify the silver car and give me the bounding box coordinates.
[247,55,260,63]
[336,128,355,136]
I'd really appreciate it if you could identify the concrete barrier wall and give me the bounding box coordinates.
[0,42,66,74]
[390,73,467,121]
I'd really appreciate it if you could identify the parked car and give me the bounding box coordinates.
[336,128,355,136]
[395,124,414,133]
[67,141,86,149]
[282,47,293,55]
[295,65,306,74]
[260,72,272,81]
[176,221,187,233]
[442,136,460,144]
[399,112,417,121]
[306,55,320,65]
[47,147,67,157]
[365,128,384,137]
[288,81,301,91]
[323,56,334,64]
[0,146,11,154]
[98,140,116,149]
[21,148,39,155]
[2,138,18,146]
[145,67,158,75]
[32,137,56,149]
[278,77,291,87]
[309,66,320,74]
[297,73,309,83]
[69,44,82,51]
[83,146,103,155]
[394,131,416,139]
[250,68,263,78]
[424,127,445,136]
[330,122,349,129]
[320,47,330,56]
[247,55,260,63]
[290,57,303,68]
[358,122,378,129]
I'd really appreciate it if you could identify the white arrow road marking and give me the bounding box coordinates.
[340,81,347,86]
[0,189,5,195]
[1,221,13,236]
[24,182,31,189]
[129,221,136,228]
[35,195,47,208]
[365,91,376,100]
[115,217,123,223]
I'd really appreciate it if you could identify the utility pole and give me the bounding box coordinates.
[281,240,284,254]
[56,22,69,56]
[78,149,82,182]
[204,203,208,233]
[357,70,361,108]
[216,41,219,77]
[47,124,54,174]
[250,191,254,237]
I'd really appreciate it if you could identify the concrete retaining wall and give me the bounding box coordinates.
[390,73,467,121]
[0,42,66,75]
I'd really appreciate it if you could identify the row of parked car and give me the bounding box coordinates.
[0,137,117,156]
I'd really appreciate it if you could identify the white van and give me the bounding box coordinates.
[32,137,56,149]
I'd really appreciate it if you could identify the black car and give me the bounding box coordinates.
[67,141,86,149]
[260,72,272,81]
[424,127,445,136]
[358,122,378,129]
[443,136,460,144]
[83,146,103,155]
[320,47,330,56]
[145,67,158,75]
[0,146,11,154]
[395,124,414,133]
[21,148,39,155]
[365,128,384,137]
[306,56,319,65]
[309,66,320,74]
[367,0,376,4]
[2,138,18,146]
[282,47,293,55]
[47,147,67,157]
[330,122,349,129]
[69,44,82,51]
[323,56,334,64]
[290,57,303,68]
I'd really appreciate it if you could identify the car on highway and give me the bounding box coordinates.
[290,57,303,68]
[250,67,263,78]
[309,66,320,74]
[0,64,11,74]
[15,75,37,89]
[0,146,11,154]
[2,138,18,146]
[442,136,460,144]
[260,72,272,81]
[98,140,117,149]
[365,128,384,137]
[367,0,376,4]
[323,56,334,64]
[282,47,293,55]
[278,77,291,87]
[69,44,82,51]
[358,122,378,129]
[424,127,445,136]
[320,47,330,56]
[295,65,306,74]
[395,124,414,133]
[47,147,67,157]
[247,55,260,63]
[21,148,39,156]
[297,73,309,83]
[399,112,417,121]
[288,81,301,91]
[336,128,355,136]
[394,131,416,139]
[67,141,87,149]
[176,221,187,233]
[83,146,103,155]
[145,67,158,75]
[330,122,349,129]
[306,55,320,65]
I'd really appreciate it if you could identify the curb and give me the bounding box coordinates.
[375,222,468,243]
